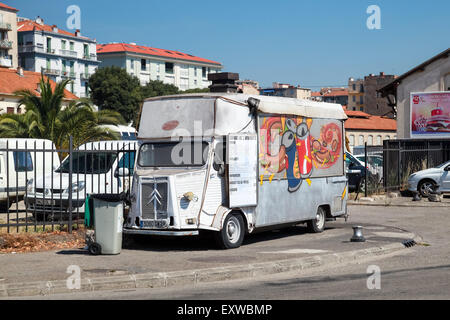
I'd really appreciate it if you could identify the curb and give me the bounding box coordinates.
[348,201,450,207]
[0,242,409,298]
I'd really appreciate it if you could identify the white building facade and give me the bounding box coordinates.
[97,43,223,90]
[17,18,99,98]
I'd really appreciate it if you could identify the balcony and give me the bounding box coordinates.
[60,49,78,58]
[41,68,60,76]
[82,53,97,61]
[0,40,13,49]
[18,45,45,53]
[0,22,12,31]
[61,71,76,79]
[0,55,12,68]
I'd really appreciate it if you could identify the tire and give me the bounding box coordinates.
[418,180,436,197]
[88,242,102,255]
[215,213,245,249]
[0,201,10,212]
[307,207,326,233]
[358,177,366,194]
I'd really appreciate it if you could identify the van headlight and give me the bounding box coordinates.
[65,181,85,194]
[27,179,34,193]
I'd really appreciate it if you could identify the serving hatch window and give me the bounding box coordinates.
[138,142,209,167]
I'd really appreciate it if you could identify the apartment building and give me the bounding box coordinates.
[260,83,311,99]
[348,78,365,111]
[348,73,397,116]
[0,2,18,69]
[310,87,348,106]
[17,17,100,98]
[96,43,223,90]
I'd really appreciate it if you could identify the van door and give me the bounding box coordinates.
[227,134,258,208]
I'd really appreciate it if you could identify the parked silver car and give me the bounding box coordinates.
[408,160,450,197]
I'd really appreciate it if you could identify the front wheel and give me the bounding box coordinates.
[418,180,436,197]
[307,207,326,233]
[215,213,245,249]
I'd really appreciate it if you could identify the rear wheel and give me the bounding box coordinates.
[215,213,245,249]
[418,180,436,197]
[307,207,326,233]
[88,242,102,255]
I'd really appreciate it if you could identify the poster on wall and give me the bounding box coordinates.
[411,92,450,138]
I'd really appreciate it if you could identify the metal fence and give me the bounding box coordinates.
[0,137,136,233]
[358,139,450,196]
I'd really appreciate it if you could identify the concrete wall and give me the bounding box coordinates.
[396,56,450,139]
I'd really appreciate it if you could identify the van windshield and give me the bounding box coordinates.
[138,142,209,167]
[56,151,118,174]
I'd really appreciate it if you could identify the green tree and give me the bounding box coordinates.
[89,66,142,124]
[180,88,210,94]
[141,80,179,99]
[0,76,124,150]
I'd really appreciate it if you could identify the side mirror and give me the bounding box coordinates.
[115,167,130,177]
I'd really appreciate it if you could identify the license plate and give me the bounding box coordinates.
[36,199,56,206]
[140,220,168,229]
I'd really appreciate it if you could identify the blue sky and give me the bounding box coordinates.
[7,0,450,88]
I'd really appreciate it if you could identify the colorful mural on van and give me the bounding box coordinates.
[259,115,342,192]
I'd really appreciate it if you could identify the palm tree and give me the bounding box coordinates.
[0,76,125,149]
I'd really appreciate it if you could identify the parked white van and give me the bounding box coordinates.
[125,93,348,249]
[102,125,137,141]
[24,140,137,219]
[0,138,59,211]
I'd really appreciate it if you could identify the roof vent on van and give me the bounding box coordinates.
[208,72,239,93]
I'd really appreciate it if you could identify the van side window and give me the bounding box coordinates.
[118,151,136,174]
[13,151,33,172]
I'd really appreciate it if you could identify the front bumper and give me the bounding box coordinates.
[407,179,418,192]
[123,227,199,236]
[24,196,85,212]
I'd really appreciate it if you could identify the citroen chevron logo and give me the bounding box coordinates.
[147,183,162,206]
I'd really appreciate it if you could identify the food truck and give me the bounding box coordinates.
[123,93,348,249]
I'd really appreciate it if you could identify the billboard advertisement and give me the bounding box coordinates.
[411,92,450,138]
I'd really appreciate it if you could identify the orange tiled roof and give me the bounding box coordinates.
[345,110,396,131]
[323,89,348,97]
[0,2,18,12]
[97,43,222,66]
[17,19,91,39]
[311,91,322,97]
[0,68,78,100]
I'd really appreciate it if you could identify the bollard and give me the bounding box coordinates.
[350,226,366,242]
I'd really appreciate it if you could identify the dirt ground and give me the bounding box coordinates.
[0,228,85,254]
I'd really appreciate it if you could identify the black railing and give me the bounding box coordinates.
[355,139,450,196]
[0,137,136,233]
